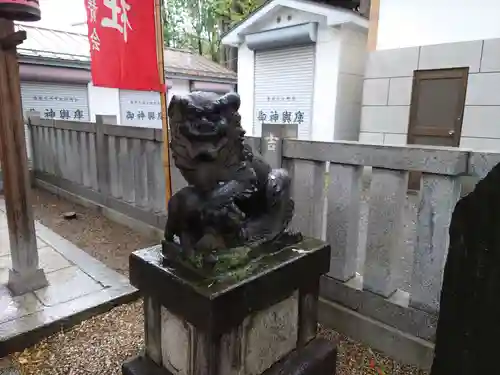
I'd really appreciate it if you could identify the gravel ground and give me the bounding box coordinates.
[30,188,158,275]
[3,188,428,375]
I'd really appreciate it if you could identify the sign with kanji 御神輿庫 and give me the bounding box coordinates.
[85,0,164,92]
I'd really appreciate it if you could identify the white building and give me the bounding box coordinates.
[16,24,237,128]
[361,0,500,151]
[222,0,368,142]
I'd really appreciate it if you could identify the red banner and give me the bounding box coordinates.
[85,0,163,92]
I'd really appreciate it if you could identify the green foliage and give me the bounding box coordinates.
[162,0,190,49]
[162,0,262,63]
[214,0,262,23]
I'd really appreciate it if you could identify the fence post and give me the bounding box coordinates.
[261,123,285,169]
[95,115,116,198]
[410,174,461,313]
[26,112,40,180]
[326,163,362,281]
[363,168,408,297]
[289,158,326,239]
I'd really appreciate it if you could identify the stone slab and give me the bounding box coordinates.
[388,77,413,106]
[461,106,500,139]
[0,283,137,356]
[220,292,299,375]
[465,72,500,106]
[0,228,48,257]
[418,40,482,72]
[0,285,42,324]
[360,106,409,134]
[480,38,500,72]
[35,223,131,288]
[0,247,71,279]
[159,293,300,375]
[122,338,337,375]
[129,239,330,336]
[34,267,103,306]
[0,202,138,356]
[242,293,299,375]
[365,47,419,78]
[362,78,389,106]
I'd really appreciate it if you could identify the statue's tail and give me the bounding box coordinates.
[243,168,297,245]
[265,168,294,228]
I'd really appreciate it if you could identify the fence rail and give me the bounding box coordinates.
[27,114,500,369]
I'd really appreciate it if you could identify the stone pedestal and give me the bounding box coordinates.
[122,238,336,375]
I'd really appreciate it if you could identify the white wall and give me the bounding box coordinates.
[237,43,255,136]
[88,78,191,125]
[236,6,367,141]
[27,0,86,31]
[378,0,500,50]
[332,25,367,141]
[310,24,340,142]
[361,37,500,152]
[88,83,121,123]
[247,7,325,33]
[167,78,190,105]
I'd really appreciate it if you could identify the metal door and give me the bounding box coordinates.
[21,81,90,121]
[408,68,468,147]
[254,45,315,140]
[407,68,468,190]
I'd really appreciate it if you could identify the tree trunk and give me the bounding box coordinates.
[218,17,229,65]
[228,0,239,72]
[228,46,237,72]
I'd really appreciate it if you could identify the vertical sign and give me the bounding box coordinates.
[85,0,163,92]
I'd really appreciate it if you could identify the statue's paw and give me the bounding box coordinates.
[195,233,226,253]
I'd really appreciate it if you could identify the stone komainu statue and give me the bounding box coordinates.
[164,91,300,267]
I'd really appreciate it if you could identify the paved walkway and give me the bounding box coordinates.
[0,199,137,355]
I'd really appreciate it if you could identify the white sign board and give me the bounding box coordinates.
[119,90,162,128]
[21,82,90,122]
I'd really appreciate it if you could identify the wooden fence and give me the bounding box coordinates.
[27,114,500,369]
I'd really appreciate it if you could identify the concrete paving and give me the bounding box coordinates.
[0,198,138,355]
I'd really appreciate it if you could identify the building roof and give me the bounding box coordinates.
[15,24,237,82]
[221,0,368,47]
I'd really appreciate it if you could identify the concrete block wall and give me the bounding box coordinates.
[361,38,500,152]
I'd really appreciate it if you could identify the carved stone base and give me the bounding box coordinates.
[124,238,333,375]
